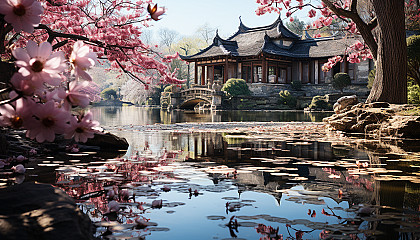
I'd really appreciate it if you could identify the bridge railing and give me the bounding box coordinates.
[180,87,214,100]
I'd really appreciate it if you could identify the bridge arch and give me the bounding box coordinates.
[178,88,214,110]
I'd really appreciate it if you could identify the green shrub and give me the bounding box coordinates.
[307,95,332,111]
[332,73,351,93]
[278,90,297,107]
[101,88,118,100]
[163,85,173,92]
[367,68,375,89]
[290,80,302,91]
[221,78,251,97]
[408,81,420,104]
[407,35,420,85]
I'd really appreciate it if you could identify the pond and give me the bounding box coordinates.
[2,106,420,240]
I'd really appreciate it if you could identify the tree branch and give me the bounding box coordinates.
[115,59,146,85]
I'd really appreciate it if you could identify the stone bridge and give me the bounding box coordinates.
[161,85,223,110]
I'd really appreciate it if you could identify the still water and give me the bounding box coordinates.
[6,106,420,240]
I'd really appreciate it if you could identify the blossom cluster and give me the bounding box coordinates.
[255,0,372,72]
[0,0,181,143]
[0,0,100,143]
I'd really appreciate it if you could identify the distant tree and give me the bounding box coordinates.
[159,28,179,51]
[196,23,216,44]
[101,88,118,101]
[407,35,420,86]
[222,79,251,97]
[286,17,306,35]
[332,73,351,93]
[172,37,207,86]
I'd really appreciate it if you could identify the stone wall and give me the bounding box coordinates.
[248,82,370,99]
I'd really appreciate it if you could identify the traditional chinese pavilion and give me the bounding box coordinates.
[180,15,370,86]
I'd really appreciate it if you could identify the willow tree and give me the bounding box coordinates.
[256,0,407,103]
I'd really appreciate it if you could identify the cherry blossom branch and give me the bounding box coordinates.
[115,59,146,85]
[0,94,21,106]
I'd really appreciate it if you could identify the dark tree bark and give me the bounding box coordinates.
[367,0,407,103]
[322,0,407,103]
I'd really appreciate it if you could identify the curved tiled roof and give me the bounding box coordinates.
[180,15,356,61]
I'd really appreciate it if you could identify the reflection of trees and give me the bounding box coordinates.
[104,107,119,115]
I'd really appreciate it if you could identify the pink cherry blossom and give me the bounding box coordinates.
[65,80,91,109]
[69,41,98,81]
[12,164,26,174]
[0,0,43,33]
[24,100,71,143]
[10,72,43,96]
[15,155,27,162]
[64,111,99,143]
[0,95,29,129]
[308,9,316,18]
[13,40,67,86]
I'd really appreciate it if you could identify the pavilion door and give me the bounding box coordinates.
[214,65,224,82]
[253,66,262,83]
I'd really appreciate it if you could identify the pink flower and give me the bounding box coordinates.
[10,72,44,96]
[65,81,91,109]
[69,41,97,81]
[12,164,26,174]
[308,9,316,18]
[13,40,66,86]
[16,155,27,162]
[0,94,29,129]
[64,111,99,143]
[0,0,43,33]
[147,4,165,21]
[24,100,71,142]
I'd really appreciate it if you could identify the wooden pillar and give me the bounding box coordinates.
[251,61,254,83]
[314,60,319,84]
[201,66,205,85]
[212,65,215,83]
[262,56,267,83]
[194,61,198,85]
[224,57,228,83]
[298,61,302,82]
[237,62,242,79]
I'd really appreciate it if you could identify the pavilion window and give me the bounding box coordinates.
[268,66,276,83]
[214,65,224,82]
[348,62,355,81]
[279,68,287,83]
[302,62,309,83]
[287,66,292,83]
[254,66,262,83]
[241,66,252,83]
[318,61,327,84]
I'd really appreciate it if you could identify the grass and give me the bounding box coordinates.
[397,105,420,116]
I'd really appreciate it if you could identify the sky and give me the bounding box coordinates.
[148,0,302,39]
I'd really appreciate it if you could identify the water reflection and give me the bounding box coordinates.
[89,106,332,126]
[44,129,420,240]
[1,107,419,240]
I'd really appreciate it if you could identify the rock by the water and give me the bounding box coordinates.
[0,182,96,240]
[85,131,129,150]
[333,95,358,114]
[324,103,420,139]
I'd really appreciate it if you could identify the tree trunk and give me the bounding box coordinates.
[367,0,407,103]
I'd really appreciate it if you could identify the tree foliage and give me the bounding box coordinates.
[222,79,251,97]
[256,0,407,103]
[407,35,420,86]
[278,90,297,107]
[101,88,118,101]
[332,73,351,93]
